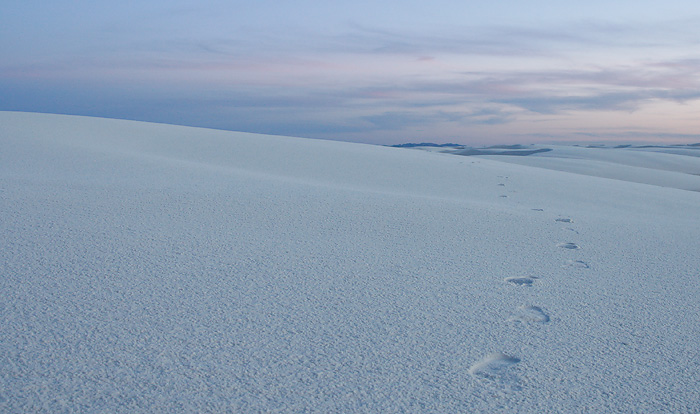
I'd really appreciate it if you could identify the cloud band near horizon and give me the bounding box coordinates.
[2,2,699,145]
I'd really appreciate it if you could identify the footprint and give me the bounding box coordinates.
[557,242,580,250]
[564,227,580,235]
[499,195,508,198]
[564,259,590,269]
[497,183,506,187]
[508,305,550,324]
[531,208,544,212]
[469,353,522,389]
[505,276,537,287]
[556,218,574,223]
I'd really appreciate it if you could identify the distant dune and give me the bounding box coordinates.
[2,112,700,412]
[401,142,700,192]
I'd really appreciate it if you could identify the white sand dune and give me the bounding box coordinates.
[2,112,700,412]
[474,144,700,192]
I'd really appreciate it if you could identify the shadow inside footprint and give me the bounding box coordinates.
[505,277,536,286]
[564,259,590,269]
[509,305,550,323]
[556,218,574,223]
[557,242,580,250]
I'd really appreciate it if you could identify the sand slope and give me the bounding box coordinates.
[2,112,699,412]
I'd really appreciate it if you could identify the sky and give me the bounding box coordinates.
[2,1,700,145]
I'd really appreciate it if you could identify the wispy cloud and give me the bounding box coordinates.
[361,107,515,131]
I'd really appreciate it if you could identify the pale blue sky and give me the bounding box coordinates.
[2,1,699,144]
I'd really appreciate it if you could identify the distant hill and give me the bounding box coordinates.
[390,142,464,148]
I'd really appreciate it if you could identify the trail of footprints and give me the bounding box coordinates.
[497,176,510,198]
[470,183,590,389]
